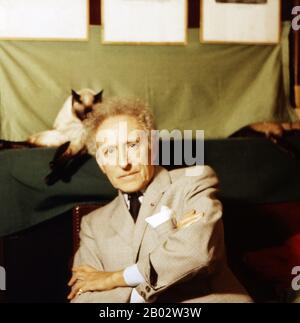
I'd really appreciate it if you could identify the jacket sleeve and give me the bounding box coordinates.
[135,166,224,302]
[71,215,132,303]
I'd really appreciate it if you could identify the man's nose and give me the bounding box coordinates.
[118,146,130,169]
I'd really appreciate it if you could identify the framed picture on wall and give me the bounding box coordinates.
[0,0,89,41]
[200,0,281,44]
[102,0,187,44]
[215,1,267,3]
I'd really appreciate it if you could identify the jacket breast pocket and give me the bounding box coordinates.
[152,218,176,239]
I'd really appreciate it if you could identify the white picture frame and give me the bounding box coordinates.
[0,0,89,41]
[102,0,187,45]
[200,0,281,44]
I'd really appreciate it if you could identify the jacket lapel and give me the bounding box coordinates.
[109,193,135,248]
[132,167,171,260]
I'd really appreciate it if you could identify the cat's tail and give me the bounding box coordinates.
[0,139,37,150]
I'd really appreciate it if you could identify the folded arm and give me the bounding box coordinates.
[134,166,224,302]
[69,216,132,303]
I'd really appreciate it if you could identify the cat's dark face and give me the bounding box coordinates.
[72,89,103,121]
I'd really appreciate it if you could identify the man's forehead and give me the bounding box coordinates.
[95,127,147,145]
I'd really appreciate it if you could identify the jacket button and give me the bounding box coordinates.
[146,286,151,292]
[140,291,146,298]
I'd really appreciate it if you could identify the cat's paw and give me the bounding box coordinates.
[44,172,59,186]
[49,141,70,169]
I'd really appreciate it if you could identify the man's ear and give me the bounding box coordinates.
[94,90,103,104]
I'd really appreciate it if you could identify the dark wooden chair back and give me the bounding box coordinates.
[72,203,108,255]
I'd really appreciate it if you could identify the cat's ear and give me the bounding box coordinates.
[94,90,103,104]
[71,89,81,104]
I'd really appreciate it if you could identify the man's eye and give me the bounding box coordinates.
[101,147,115,156]
[107,146,116,154]
[128,142,139,149]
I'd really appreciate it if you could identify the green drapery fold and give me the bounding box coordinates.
[1,137,300,237]
[0,23,295,140]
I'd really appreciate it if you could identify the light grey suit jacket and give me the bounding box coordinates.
[72,166,252,303]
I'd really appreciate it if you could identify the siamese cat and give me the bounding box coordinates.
[0,88,103,184]
[230,120,300,159]
[230,120,300,139]
[31,88,102,153]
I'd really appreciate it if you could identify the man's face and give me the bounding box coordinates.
[95,115,155,193]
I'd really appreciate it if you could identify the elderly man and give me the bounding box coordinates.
[68,98,252,303]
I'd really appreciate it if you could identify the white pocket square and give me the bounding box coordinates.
[145,206,174,228]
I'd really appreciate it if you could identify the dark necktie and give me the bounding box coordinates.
[127,192,142,222]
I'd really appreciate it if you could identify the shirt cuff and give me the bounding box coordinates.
[130,288,146,303]
[123,264,145,287]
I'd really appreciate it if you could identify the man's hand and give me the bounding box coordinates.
[67,265,127,300]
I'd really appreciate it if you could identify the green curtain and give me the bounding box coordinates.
[1,137,300,237]
[0,23,295,140]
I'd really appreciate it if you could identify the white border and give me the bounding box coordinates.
[102,0,187,44]
[0,0,88,41]
[201,0,280,44]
